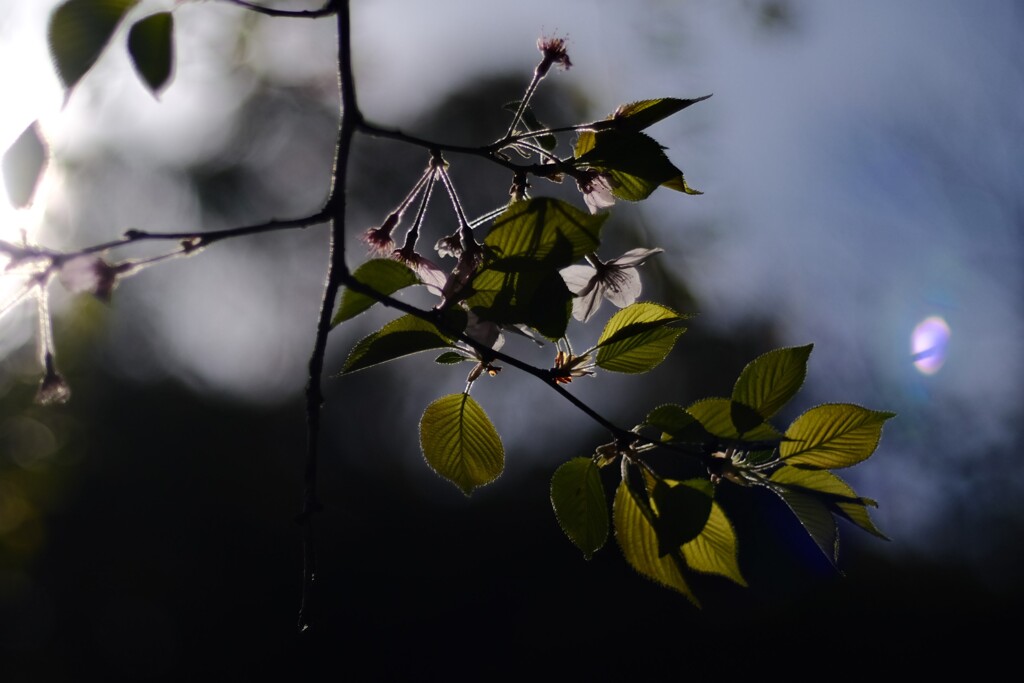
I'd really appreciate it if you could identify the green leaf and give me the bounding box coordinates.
[732,345,812,419]
[771,486,839,566]
[3,122,47,209]
[574,130,683,201]
[574,130,596,158]
[466,265,572,340]
[49,0,140,92]
[595,303,686,374]
[550,458,609,559]
[770,466,888,540]
[342,312,463,374]
[334,259,420,326]
[661,173,703,195]
[681,499,747,586]
[127,12,174,96]
[643,404,708,443]
[611,95,713,131]
[420,394,504,496]
[649,477,713,555]
[780,404,895,469]
[435,351,471,365]
[613,481,697,605]
[685,398,783,442]
[484,197,605,265]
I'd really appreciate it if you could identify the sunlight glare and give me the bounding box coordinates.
[0,3,64,325]
[911,315,951,375]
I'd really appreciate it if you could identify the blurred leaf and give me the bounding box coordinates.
[2,122,47,208]
[334,259,420,326]
[681,499,747,586]
[611,95,713,131]
[613,481,697,605]
[484,197,605,264]
[595,303,686,373]
[732,344,812,419]
[770,466,888,539]
[127,12,174,96]
[49,0,140,92]
[420,393,504,495]
[685,398,783,442]
[780,404,895,469]
[574,130,682,201]
[649,477,713,555]
[342,312,464,374]
[550,457,608,559]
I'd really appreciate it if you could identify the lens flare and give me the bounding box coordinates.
[911,316,950,375]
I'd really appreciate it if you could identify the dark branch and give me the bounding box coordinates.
[221,0,338,18]
[297,0,359,634]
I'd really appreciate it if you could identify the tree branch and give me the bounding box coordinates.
[220,0,338,18]
[297,0,358,634]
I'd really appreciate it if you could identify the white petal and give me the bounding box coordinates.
[572,284,603,322]
[608,247,663,268]
[559,265,599,296]
[602,267,642,309]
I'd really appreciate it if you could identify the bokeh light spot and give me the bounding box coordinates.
[911,315,950,375]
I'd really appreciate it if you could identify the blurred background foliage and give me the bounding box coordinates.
[1,0,1022,678]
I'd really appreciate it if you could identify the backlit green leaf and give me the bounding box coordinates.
[466,266,571,340]
[770,466,888,540]
[661,173,703,195]
[732,344,812,419]
[3,122,47,209]
[420,394,504,496]
[127,12,174,96]
[612,95,713,131]
[342,313,463,374]
[49,0,140,92]
[643,404,708,443]
[435,351,471,365]
[780,404,895,469]
[334,259,420,326]
[595,303,685,374]
[685,398,783,442]
[614,481,697,605]
[771,487,839,566]
[574,130,683,202]
[550,458,608,559]
[649,477,713,555]
[484,197,605,264]
[681,500,747,586]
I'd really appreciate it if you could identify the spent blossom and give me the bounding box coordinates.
[536,36,572,77]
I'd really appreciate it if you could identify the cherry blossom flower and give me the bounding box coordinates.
[560,247,663,322]
[576,171,615,214]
